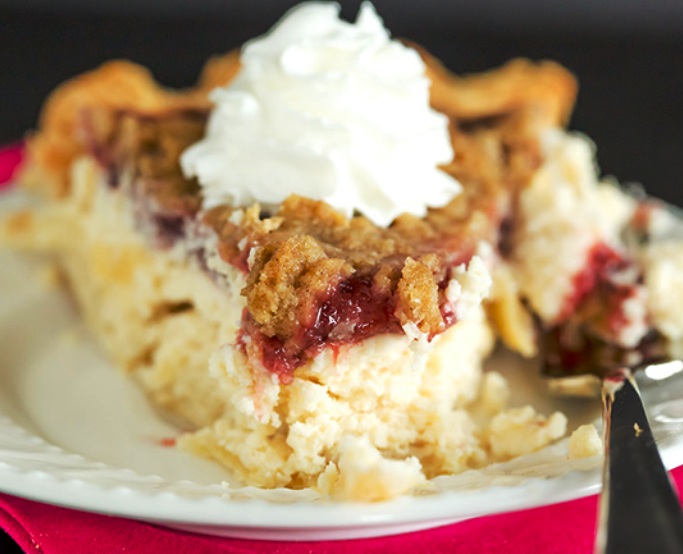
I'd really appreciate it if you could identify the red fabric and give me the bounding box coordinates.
[0,474,680,554]
[0,492,598,554]
[0,144,22,187]
[1,145,682,553]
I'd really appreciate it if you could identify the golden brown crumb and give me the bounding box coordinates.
[396,257,443,334]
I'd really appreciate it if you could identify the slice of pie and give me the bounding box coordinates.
[2,3,681,501]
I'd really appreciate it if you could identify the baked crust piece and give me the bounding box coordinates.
[20,51,241,199]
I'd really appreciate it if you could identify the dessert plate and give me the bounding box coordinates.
[1,190,683,541]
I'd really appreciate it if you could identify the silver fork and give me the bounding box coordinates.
[595,365,683,553]
[545,349,683,554]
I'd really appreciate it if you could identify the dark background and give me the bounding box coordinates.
[1,0,682,205]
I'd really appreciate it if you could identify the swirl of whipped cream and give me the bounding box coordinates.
[181,2,460,227]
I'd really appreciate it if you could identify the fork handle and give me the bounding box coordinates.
[597,371,683,554]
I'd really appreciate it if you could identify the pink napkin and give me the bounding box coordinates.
[0,144,22,185]
[0,143,681,553]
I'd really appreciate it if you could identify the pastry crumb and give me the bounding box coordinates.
[477,371,510,415]
[317,436,426,502]
[568,424,602,459]
[486,405,567,460]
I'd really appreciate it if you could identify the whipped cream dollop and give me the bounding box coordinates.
[181,2,460,227]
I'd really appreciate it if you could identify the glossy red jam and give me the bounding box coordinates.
[558,242,638,330]
[240,266,464,383]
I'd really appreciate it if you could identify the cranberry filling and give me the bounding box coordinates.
[558,243,638,328]
[240,266,465,383]
[240,270,405,383]
[308,274,399,342]
[543,242,651,377]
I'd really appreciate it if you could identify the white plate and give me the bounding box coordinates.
[1,191,683,541]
